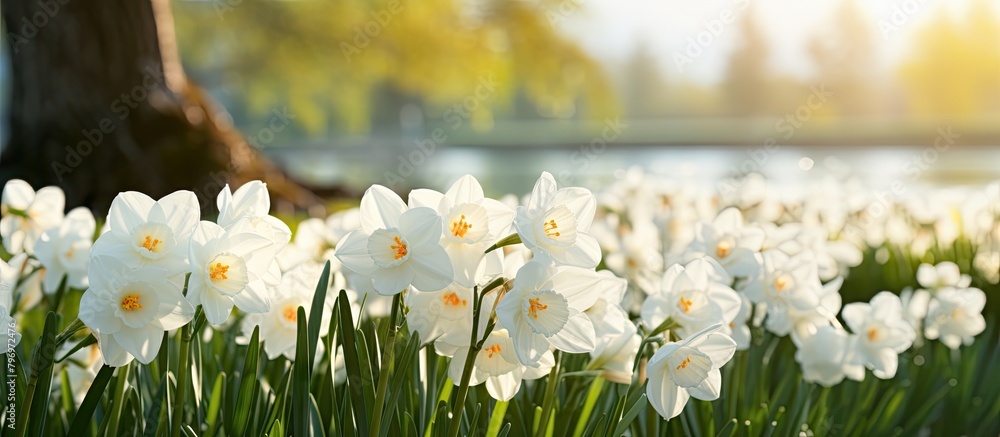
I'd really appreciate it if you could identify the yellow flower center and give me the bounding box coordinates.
[867,327,880,341]
[283,306,298,323]
[715,241,732,258]
[142,235,162,252]
[774,275,790,292]
[543,219,560,237]
[486,344,502,358]
[678,297,694,314]
[450,215,472,238]
[675,356,692,370]
[120,294,142,311]
[442,292,467,307]
[210,262,230,281]
[391,236,408,260]
[528,297,548,318]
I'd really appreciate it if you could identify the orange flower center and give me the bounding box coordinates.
[543,219,560,237]
[391,236,408,260]
[283,306,298,323]
[528,297,548,318]
[715,241,732,258]
[451,215,472,238]
[867,327,879,341]
[121,294,142,311]
[675,357,691,370]
[678,297,694,314]
[486,344,502,358]
[142,235,162,252]
[442,292,467,307]
[210,262,230,280]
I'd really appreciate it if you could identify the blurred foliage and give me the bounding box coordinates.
[172,0,617,135]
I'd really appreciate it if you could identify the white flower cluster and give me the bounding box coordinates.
[0,180,294,367]
[592,168,991,409]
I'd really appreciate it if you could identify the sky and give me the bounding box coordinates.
[556,0,996,84]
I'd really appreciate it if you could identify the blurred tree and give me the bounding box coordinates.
[722,6,771,116]
[171,0,616,135]
[0,0,319,213]
[808,0,879,116]
[899,0,1000,117]
[620,44,672,118]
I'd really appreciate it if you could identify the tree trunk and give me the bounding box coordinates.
[1,0,321,215]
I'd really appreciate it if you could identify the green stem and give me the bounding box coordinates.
[572,376,605,437]
[448,285,488,437]
[171,323,192,437]
[370,293,402,437]
[106,362,130,436]
[534,352,561,437]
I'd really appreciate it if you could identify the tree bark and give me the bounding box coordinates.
[1,0,320,215]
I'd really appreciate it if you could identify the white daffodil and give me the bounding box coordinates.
[684,207,764,278]
[513,172,602,268]
[406,284,476,346]
[278,208,360,271]
[793,326,864,387]
[916,262,971,290]
[641,257,740,339]
[0,179,65,254]
[34,207,95,293]
[924,287,986,349]
[79,256,194,366]
[188,220,274,325]
[217,181,291,286]
[603,222,664,295]
[335,185,453,296]
[90,190,200,277]
[496,261,606,366]
[588,304,641,384]
[240,263,334,360]
[842,292,915,379]
[646,323,736,420]
[743,251,823,315]
[409,175,514,287]
[447,329,555,401]
[0,253,43,311]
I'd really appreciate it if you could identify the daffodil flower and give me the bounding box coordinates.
[91,191,200,277]
[34,207,96,293]
[641,257,740,339]
[188,220,274,325]
[0,179,65,254]
[496,261,607,366]
[793,325,865,387]
[842,292,915,378]
[513,172,601,268]
[685,207,764,278]
[79,256,194,366]
[408,175,514,287]
[916,261,971,290]
[335,185,454,296]
[446,329,555,401]
[646,323,736,420]
[217,181,291,286]
[924,287,986,349]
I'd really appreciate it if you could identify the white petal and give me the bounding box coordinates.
[201,288,236,325]
[486,372,522,401]
[2,179,34,210]
[527,172,558,212]
[98,334,134,367]
[444,175,485,205]
[647,363,689,420]
[114,324,164,364]
[512,320,549,366]
[399,207,444,250]
[108,192,154,235]
[546,312,596,353]
[407,189,446,210]
[409,245,454,292]
[232,280,270,314]
[687,369,722,401]
[372,264,415,296]
[151,190,200,239]
[550,187,596,230]
[360,185,406,232]
[334,230,378,275]
[697,333,737,367]
[79,289,123,335]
